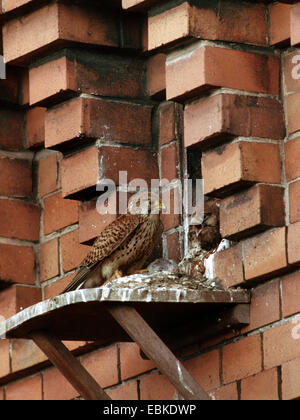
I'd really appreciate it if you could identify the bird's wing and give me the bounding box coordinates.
[61,214,144,294]
[82,214,145,267]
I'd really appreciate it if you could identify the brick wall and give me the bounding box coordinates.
[0,0,300,400]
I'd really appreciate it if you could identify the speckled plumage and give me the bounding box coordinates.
[61,202,163,294]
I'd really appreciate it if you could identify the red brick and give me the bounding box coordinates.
[282,356,300,400]
[202,142,281,197]
[149,1,267,51]
[161,142,180,182]
[107,381,138,400]
[282,272,300,318]
[0,199,40,241]
[241,368,278,400]
[166,45,279,102]
[0,243,35,285]
[0,67,20,105]
[2,3,120,64]
[39,239,59,282]
[26,107,46,149]
[160,187,182,232]
[148,53,166,97]
[61,145,158,200]
[43,366,78,400]
[119,343,154,380]
[184,94,285,150]
[0,340,10,379]
[291,4,300,46]
[38,154,58,198]
[220,184,285,241]
[213,243,244,288]
[43,192,78,235]
[283,50,300,94]
[209,383,238,401]
[6,375,42,400]
[82,345,119,388]
[159,102,177,146]
[11,339,47,373]
[0,285,41,319]
[122,0,160,12]
[285,137,300,181]
[287,91,300,134]
[263,318,300,369]
[43,274,75,300]
[289,180,300,223]
[45,96,153,151]
[222,335,262,383]
[242,280,280,333]
[0,109,25,151]
[0,155,32,197]
[287,221,300,265]
[166,230,182,263]
[243,227,287,282]
[140,371,176,400]
[61,229,90,272]
[29,51,146,106]
[184,350,220,392]
[4,0,33,12]
[270,3,291,46]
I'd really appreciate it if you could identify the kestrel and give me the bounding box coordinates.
[61,193,164,293]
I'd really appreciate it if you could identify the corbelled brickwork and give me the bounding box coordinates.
[1,0,300,400]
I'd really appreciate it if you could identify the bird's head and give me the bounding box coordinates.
[128,192,166,215]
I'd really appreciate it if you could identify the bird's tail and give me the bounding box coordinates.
[60,266,91,294]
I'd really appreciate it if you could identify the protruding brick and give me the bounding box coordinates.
[122,0,160,12]
[202,142,281,197]
[0,243,35,285]
[287,91,300,134]
[282,357,300,400]
[291,3,300,46]
[6,375,42,400]
[243,227,288,282]
[61,229,90,272]
[39,239,59,282]
[38,154,58,198]
[243,280,280,333]
[45,96,153,152]
[285,137,300,182]
[0,285,41,319]
[11,338,47,374]
[2,2,122,65]
[148,53,166,98]
[43,192,78,235]
[263,318,300,369]
[166,45,279,102]
[0,155,32,197]
[222,335,262,383]
[0,340,10,379]
[26,107,46,149]
[213,243,244,288]
[283,50,300,94]
[0,199,40,241]
[282,272,300,318]
[241,368,278,400]
[148,1,268,51]
[61,145,158,200]
[0,109,25,151]
[29,50,146,106]
[220,184,285,240]
[184,94,285,150]
[287,221,300,265]
[270,3,291,46]
[289,180,300,223]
